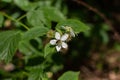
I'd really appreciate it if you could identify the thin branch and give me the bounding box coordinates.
[73,0,120,41]
[16,14,26,21]
[0,12,29,30]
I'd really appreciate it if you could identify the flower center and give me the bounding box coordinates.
[56,40,62,46]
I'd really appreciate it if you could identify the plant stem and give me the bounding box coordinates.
[0,12,29,30]
[17,14,26,21]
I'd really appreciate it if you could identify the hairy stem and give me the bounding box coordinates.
[0,12,29,30]
[17,14,26,21]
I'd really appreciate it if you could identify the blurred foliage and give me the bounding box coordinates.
[0,0,120,80]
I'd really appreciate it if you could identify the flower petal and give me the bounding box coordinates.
[61,34,69,41]
[50,39,57,45]
[55,32,61,40]
[56,45,61,52]
[70,29,75,37]
[62,42,68,49]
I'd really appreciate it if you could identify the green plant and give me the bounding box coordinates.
[0,0,89,80]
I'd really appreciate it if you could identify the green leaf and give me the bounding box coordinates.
[19,40,37,56]
[0,31,21,63]
[19,40,43,56]
[19,38,44,63]
[28,68,48,80]
[14,0,37,11]
[58,71,80,80]
[28,69,43,80]
[42,7,66,22]
[23,27,49,40]
[44,43,55,57]
[27,10,46,27]
[0,13,4,28]
[56,19,90,34]
[1,0,12,3]
[37,1,52,7]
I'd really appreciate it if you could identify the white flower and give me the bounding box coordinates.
[50,32,69,52]
[69,28,75,37]
[62,26,75,37]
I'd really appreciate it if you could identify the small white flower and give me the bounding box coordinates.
[69,28,75,37]
[50,32,69,52]
[62,26,75,37]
